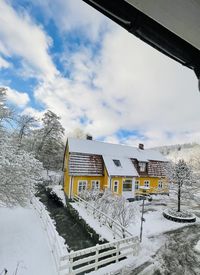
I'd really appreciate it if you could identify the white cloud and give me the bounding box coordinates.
[6,87,30,107]
[33,25,200,147]
[0,0,57,80]
[33,0,112,41]
[22,107,45,120]
[3,0,199,147]
[0,56,10,69]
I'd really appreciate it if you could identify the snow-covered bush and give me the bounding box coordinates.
[95,190,139,236]
[113,197,139,237]
[79,189,102,202]
[0,135,43,207]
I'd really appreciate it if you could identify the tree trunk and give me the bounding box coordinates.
[178,183,181,212]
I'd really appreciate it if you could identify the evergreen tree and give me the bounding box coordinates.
[36,110,65,173]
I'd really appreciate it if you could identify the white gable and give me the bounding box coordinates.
[103,155,139,177]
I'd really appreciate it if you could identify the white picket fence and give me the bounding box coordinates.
[32,196,139,275]
[31,196,68,273]
[73,195,132,239]
[60,236,139,275]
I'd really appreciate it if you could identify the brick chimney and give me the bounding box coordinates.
[86,134,93,140]
[139,143,144,150]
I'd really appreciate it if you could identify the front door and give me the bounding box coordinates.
[122,179,133,198]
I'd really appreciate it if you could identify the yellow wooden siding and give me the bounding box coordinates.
[103,167,109,190]
[72,176,104,197]
[135,177,169,194]
[63,147,169,198]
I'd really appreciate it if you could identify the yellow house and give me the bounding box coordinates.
[63,138,169,199]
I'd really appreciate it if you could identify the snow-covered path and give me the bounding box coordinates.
[0,206,57,275]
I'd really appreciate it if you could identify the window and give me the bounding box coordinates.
[113,159,122,167]
[139,162,147,172]
[78,181,87,193]
[135,180,140,190]
[144,180,150,188]
[113,181,119,193]
[92,180,100,190]
[158,180,163,189]
[123,180,132,191]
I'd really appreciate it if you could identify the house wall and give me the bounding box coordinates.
[63,145,169,198]
[72,176,104,197]
[135,177,169,194]
[63,145,70,197]
[103,167,109,189]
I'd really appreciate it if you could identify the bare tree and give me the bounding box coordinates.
[113,197,138,237]
[16,114,38,147]
[167,159,195,212]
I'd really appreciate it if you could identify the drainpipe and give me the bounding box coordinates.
[132,178,135,198]
[69,176,71,198]
[69,176,73,199]
[109,177,112,191]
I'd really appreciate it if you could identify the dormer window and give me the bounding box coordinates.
[139,162,146,172]
[113,159,121,167]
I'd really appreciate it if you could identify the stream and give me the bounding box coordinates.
[36,186,97,252]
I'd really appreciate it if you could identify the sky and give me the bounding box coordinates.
[0,0,200,148]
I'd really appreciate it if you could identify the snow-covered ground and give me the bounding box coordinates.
[50,185,66,206]
[72,197,198,243]
[72,202,115,242]
[71,194,200,274]
[0,205,57,275]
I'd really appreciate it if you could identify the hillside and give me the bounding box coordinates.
[154,142,200,168]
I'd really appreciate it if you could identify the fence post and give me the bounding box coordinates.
[116,243,120,262]
[69,250,74,274]
[95,244,99,271]
[133,239,139,256]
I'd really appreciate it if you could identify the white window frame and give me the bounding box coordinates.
[144,180,150,188]
[91,180,100,190]
[158,180,163,189]
[123,179,132,192]
[78,180,87,193]
[135,180,140,190]
[139,162,147,172]
[113,180,119,193]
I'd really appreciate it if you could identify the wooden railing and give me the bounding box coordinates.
[73,195,132,239]
[60,236,139,275]
[32,196,139,275]
[31,196,68,273]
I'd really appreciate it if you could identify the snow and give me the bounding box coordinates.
[0,205,57,275]
[88,235,165,275]
[72,202,115,242]
[68,138,166,161]
[50,185,66,206]
[194,240,200,253]
[163,208,196,220]
[102,155,139,177]
[42,170,62,184]
[73,199,195,243]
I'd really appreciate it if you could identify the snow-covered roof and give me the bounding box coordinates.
[142,149,167,162]
[103,155,139,177]
[67,138,167,162]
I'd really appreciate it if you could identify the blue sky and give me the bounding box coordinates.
[0,0,200,147]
